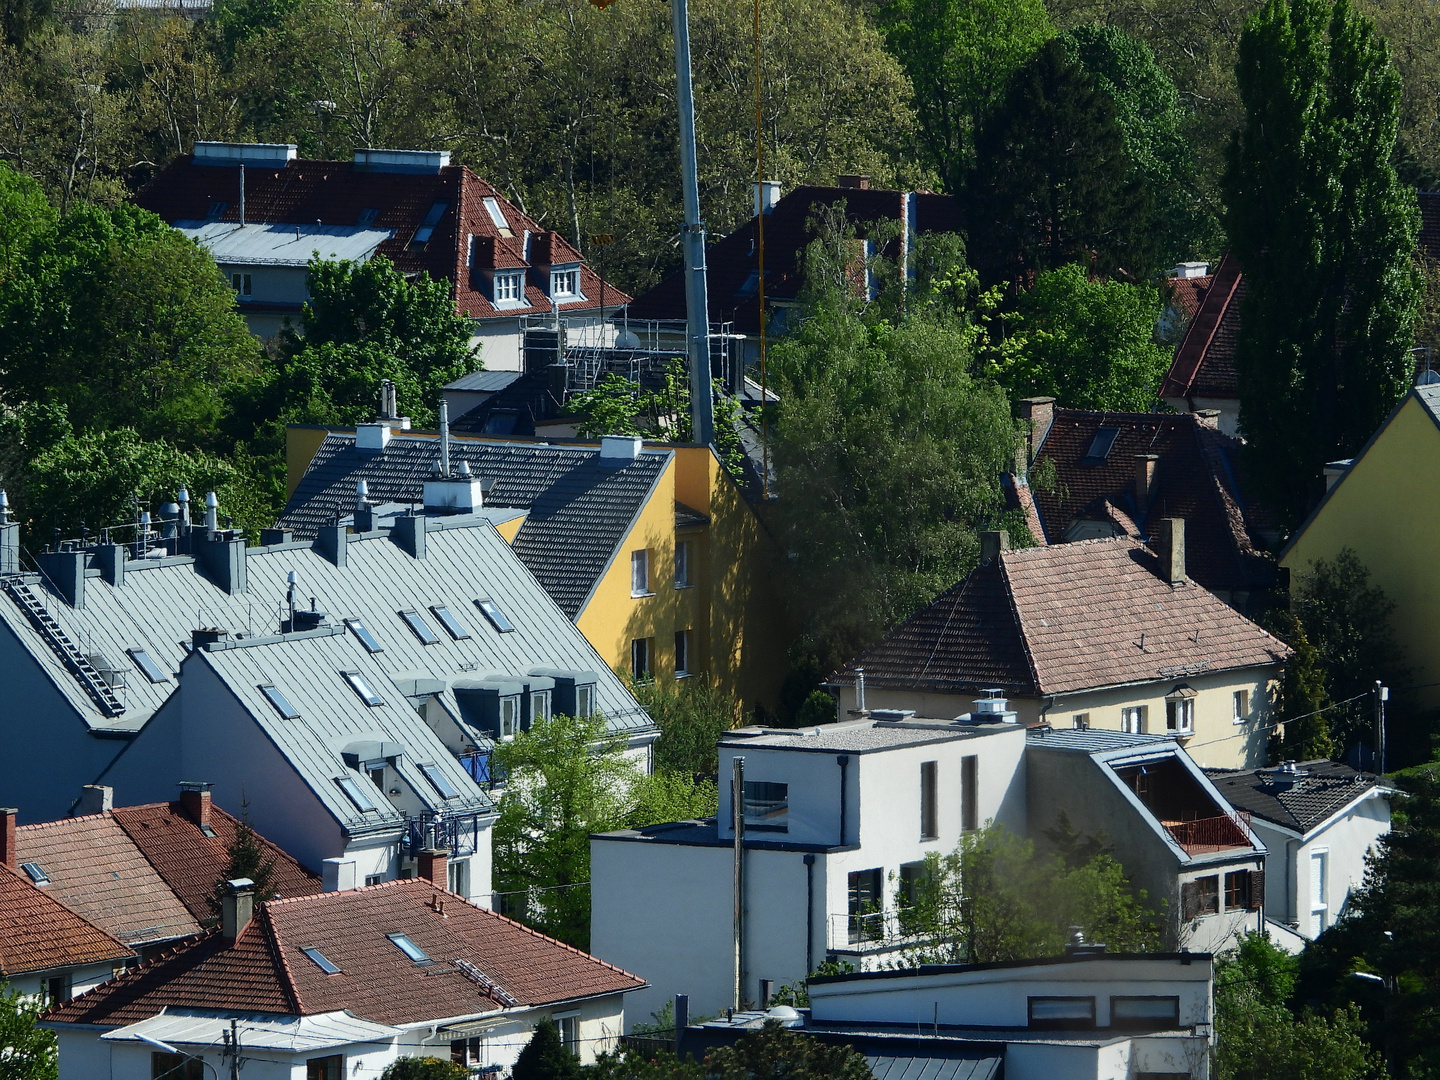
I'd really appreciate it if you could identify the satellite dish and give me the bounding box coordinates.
[616,330,641,350]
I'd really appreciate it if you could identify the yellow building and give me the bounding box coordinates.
[282,424,789,716]
[1281,384,1440,709]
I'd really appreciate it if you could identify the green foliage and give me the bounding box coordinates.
[625,769,719,829]
[702,1020,872,1080]
[0,982,57,1080]
[585,1047,704,1080]
[1223,0,1421,530]
[513,1020,581,1080]
[379,1057,468,1080]
[1215,932,1383,1080]
[770,959,855,1009]
[988,263,1169,410]
[876,0,1054,191]
[208,796,278,916]
[969,38,1155,285]
[629,676,738,780]
[894,824,1159,964]
[1267,610,1336,762]
[793,690,837,728]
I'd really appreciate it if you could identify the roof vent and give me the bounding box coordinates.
[193,141,297,168]
[1172,262,1209,279]
[957,690,1017,725]
[871,709,915,723]
[352,148,451,174]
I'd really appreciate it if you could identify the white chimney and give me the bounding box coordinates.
[600,435,643,463]
[753,180,780,216]
[1172,262,1209,279]
[322,858,358,892]
[203,492,219,531]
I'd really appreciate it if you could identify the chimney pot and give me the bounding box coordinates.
[1155,518,1186,585]
[1134,454,1159,512]
[77,785,113,816]
[221,878,255,945]
[1017,397,1055,466]
[322,857,358,892]
[980,529,1010,565]
[417,847,449,886]
[178,782,212,829]
[0,808,16,870]
[836,174,870,190]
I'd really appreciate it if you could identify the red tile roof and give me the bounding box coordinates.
[133,156,629,322]
[0,863,133,978]
[47,880,645,1029]
[1166,274,1212,323]
[833,537,1290,696]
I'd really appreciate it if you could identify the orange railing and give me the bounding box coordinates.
[1163,810,1251,853]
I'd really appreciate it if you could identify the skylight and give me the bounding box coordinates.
[431,605,471,641]
[343,670,385,707]
[419,762,460,800]
[411,201,448,246]
[260,684,301,719]
[302,946,342,974]
[400,610,440,645]
[336,775,378,812]
[21,862,49,885]
[347,619,384,654]
[128,648,168,684]
[357,208,378,226]
[483,196,509,231]
[475,599,515,634]
[1083,426,1121,463]
[387,932,431,964]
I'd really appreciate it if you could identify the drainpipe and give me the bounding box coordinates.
[732,755,745,1010]
[837,755,851,846]
[804,853,816,975]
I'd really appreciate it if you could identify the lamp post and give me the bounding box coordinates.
[136,1033,222,1080]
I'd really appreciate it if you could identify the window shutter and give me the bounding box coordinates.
[1182,880,1201,921]
[1248,869,1265,911]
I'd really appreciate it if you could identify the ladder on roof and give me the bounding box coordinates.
[1,579,126,717]
[452,957,519,1006]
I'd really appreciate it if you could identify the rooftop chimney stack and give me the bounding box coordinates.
[836,174,870,189]
[77,785,113,816]
[753,180,780,216]
[439,400,451,478]
[1156,517,1186,585]
[177,487,191,535]
[221,878,255,945]
[417,848,449,886]
[980,529,1010,565]
[0,492,15,576]
[322,857,358,892]
[204,492,219,533]
[179,782,212,830]
[1016,398,1055,466]
[0,808,15,870]
[1134,454,1159,512]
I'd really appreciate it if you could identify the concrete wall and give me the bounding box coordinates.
[471,317,522,371]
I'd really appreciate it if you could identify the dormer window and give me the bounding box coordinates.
[494,271,524,304]
[500,695,521,738]
[551,268,580,299]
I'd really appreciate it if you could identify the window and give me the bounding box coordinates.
[451,1037,484,1066]
[847,868,883,943]
[575,684,595,718]
[44,975,70,1003]
[674,629,692,677]
[448,858,469,896]
[365,873,384,887]
[301,946,342,974]
[419,762,460,800]
[1233,689,1250,724]
[961,755,978,832]
[1181,875,1220,919]
[529,690,552,724]
[742,781,789,829]
[306,1055,344,1080]
[21,862,48,884]
[128,648,168,683]
[675,541,692,587]
[494,271,523,302]
[366,762,386,791]
[343,670,385,707]
[1081,426,1121,463]
[631,637,652,680]
[555,1013,580,1056]
[1165,694,1195,736]
[1121,706,1146,734]
[898,861,930,920]
[475,599,516,633]
[1225,869,1262,911]
[152,1052,204,1080]
[1311,849,1328,930]
[631,550,651,596]
[1072,713,1089,729]
[336,775,378,812]
[411,201,448,247]
[1028,997,1096,1030]
[920,760,938,840]
[400,609,440,645]
[231,273,252,296]
[551,267,580,298]
[387,932,431,964]
[357,208,378,226]
[1110,996,1180,1031]
[483,196,511,233]
[346,619,384,653]
[431,605,472,640]
[260,684,300,719]
[500,695,521,738]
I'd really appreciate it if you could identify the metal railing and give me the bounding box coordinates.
[1163,809,1251,853]
[407,810,487,858]
[2,579,126,716]
[458,750,504,790]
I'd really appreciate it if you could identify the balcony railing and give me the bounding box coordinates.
[458,750,505,790]
[407,811,486,858]
[1163,809,1251,854]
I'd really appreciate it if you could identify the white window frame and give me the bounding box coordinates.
[500,695,521,739]
[631,637,652,680]
[553,1012,581,1056]
[1165,696,1194,736]
[551,267,580,299]
[447,857,469,897]
[1233,688,1250,724]
[631,549,651,596]
[231,272,252,296]
[575,684,595,717]
[1072,713,1089,730]
[1121,706,1146,734]
[1311,848,1329,930]
[494,271,523,303]
[531,690,551,722]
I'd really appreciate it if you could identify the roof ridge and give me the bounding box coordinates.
[16,811,116,831]
[996,552,1043,695]
[257,903,307,1015]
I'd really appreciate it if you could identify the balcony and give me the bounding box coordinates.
[1162,809,1251,854]
[458,749,504,790]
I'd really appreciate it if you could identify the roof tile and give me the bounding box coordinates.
[0,863,132,978]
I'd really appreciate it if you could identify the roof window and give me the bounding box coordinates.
[1082,426,1121,464]
[475,599,515,633]
[336,775,378,812]
[128,648,169,684]
[301,946,342,974]
[357,208,378,226]
[206,201,228,221]
[346,619,384,654]
[21,862,49,885]
[483,196,512,236]
[260,684,301,719]
[418,762,460,800]
[400,610,440,645]
[387,932,431,964]
[430,605,471,640]
[343,670,385,707]
[411,202,448,247]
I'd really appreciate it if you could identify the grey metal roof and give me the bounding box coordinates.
[1025,728,1177,754]
[1204,761,1383,835]
[721,719,1014,754]
[279,433,671,618]
[0,521,651,739]
[865,1053,1001,1080]
[174,221,393,267]
[446,370,524,394]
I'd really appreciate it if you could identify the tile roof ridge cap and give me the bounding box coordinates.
[256,904,306,1015]
[996,551,1042,693]
[16,812,114,831]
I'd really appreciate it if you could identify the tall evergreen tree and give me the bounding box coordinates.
[1223,0,1421,530]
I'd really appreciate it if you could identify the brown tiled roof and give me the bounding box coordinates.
[1166,274,1212,324]
[0,863,133,978]
[833,537,1290,696]
[47,880,645,1029]
[133,157,629,322]
[1029,408,1275,594]
[1161,253,1243,402]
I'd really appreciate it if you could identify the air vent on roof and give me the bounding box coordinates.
[194,142,297,167]
[354,148,451,174]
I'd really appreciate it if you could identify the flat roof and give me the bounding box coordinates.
[720,717,1021,754]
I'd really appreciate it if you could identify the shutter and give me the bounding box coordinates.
[1182,880,1201,920]
[1249,869,1265,911]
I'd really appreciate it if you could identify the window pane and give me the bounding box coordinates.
[743,781,788,827]
[336,775,377,812]
[129,648,168,683]
[631,550,649,595]
[1111,996,1179,1029]
[476,599,516,633]
[675,542,690,586]
[575,685,595,717]
[431,606,471,640]
[400,610,440,645]
[301,947,342,975]
[674,630,690,676]
[962,755,978,831]
[261,684,301,718]
[920,761,938,839]
[343,670,384,707]
[387,933,431,964]
[501,697,520,737]
[1028,997,1095,1028]
[419,762,461,800]
[347,619,384,653]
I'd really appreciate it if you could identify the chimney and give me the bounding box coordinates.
[1194,409,1220,429]
[1134,454,1159,512]
[1155,517,1185,585]
[77,785,113,816]
[95,543,125,586]
[417,848,449,886]
[0,808,15,870]
[35,548,86,609]
[221,878,255,945]
[195,527,247,595]
[317,523,348,567]
[259,527,294,546]
[179,782,212,830]
[753,180,780,216]
[322,857,358,892]
[393,513,427,559]
[1324,459,1353,492]
[837,174,870,190]
[204,491,219,532]
[1016,397,1055,466]
[980,529,1010,565]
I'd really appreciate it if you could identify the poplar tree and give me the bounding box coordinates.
[1222,0,1420,530]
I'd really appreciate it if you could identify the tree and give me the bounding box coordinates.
[1223,0,1421,530]
[988,263,1170,411]
[379,1057,467,1080]
[1267,610,1336,762]
[625,769,718,829]
[208,796,278,915]
[0,982,57,1080]
[969,38,1155,286]
[876,0,1053,192]
[513,1020,581,1080]
[629,676,737,780]
[703,1020,872,1080]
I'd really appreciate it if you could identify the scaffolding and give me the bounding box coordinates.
[519,315,744,399]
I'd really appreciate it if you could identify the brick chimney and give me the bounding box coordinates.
[1155,518,1186,585]
[1194,409,1221,429]
[221,878,255,945]
[980,529,1010,566]
[0,808,16,870]
[417,848,449,886]
[1017,397,1055,466]
[1134,454,1159,512]
[837,174,870,189]
[179,782,212,830]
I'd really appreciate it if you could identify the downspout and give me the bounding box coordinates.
[732,755,746,1010]
[1286,838,1299,927]
[803,853,816,975]
[837,755,851,846]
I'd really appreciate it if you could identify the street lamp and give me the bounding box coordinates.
[135,1032,221,1080]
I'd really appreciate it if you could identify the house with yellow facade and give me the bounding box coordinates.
[281,418,788,716]
[1280,382,1440,711]
[828,526,1291,769]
